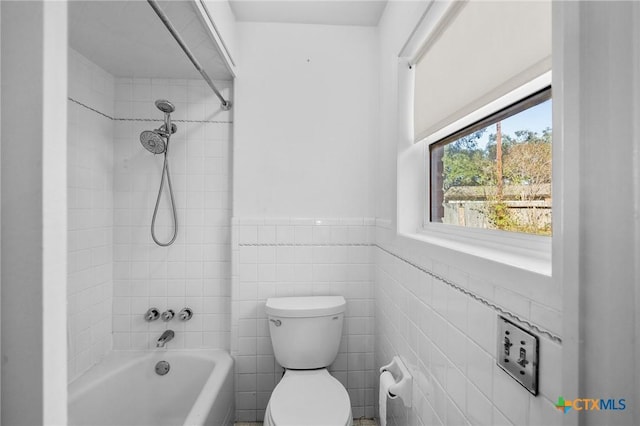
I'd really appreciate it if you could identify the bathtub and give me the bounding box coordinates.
[69,350,234,426]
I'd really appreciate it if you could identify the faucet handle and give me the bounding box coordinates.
[179,307,193,321]
[161,309,175,321]
[145,308,160,322]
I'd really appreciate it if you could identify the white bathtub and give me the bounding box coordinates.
[69,350,234,426]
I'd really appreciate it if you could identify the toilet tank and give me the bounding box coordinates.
[265,296,346,369]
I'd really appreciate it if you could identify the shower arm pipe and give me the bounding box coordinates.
[147,0,232,111]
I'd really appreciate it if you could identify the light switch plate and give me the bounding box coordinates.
[496,316,539,395]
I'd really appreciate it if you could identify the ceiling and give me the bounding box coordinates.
[229,0,388,27]
[69,0,389,80]
[69,1,233,80]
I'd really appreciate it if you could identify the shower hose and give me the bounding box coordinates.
[151,142,178,246]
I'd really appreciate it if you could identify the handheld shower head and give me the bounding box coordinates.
[140,99,179,247]
[155,99,175,114]
[140,100,177,154]
[140,130,166,154]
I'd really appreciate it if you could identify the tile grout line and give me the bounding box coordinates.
[238,242,562,344]
[68,97,114,120]
[374,244,563,344]
[67,96,233,123]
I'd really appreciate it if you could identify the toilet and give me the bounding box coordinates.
[264,296,352,426]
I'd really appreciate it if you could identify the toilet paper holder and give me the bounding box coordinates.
[380,356,412,407]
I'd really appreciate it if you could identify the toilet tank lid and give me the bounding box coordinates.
[265,296,346,318]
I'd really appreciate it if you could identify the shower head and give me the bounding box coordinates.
[140,130,167,154]
[155,99,175,114]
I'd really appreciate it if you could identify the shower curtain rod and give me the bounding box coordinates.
[147,0,232,111]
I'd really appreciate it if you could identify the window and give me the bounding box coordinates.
[396,0,553,270]
[429,87,552,236]
[408,0,552,240]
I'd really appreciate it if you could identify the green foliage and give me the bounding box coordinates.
[486,201,515,230]
[442,125,551,190]
[442,129,493,190]
[439,124,552,236]
[442,150,493,189]
[503,140,551,185]
[446,129,486,153]
[485,200,552,236]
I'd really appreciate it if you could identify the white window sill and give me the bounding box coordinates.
[401,224,551,276]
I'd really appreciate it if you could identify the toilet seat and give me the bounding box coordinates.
[266,369,352,426]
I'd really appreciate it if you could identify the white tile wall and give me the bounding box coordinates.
[111,77,233,350]
[67,49,115,382]
[231,217,376,422]
[374,225,563,426]
[67,51,234,378]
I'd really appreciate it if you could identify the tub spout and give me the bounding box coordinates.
[157,330,175,348]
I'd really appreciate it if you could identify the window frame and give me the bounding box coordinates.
[428,86,552,226]
[417,72,553,272]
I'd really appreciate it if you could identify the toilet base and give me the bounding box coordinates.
[264,402,353,426]
[263,369,353,426]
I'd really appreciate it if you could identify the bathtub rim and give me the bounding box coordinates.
[68,349,234,426]
[184,350,233,425]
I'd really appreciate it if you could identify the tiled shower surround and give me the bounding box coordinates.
[66,48,233,380]
[111,77,232,351]
[67,49,115,381]
[231,218,376,421]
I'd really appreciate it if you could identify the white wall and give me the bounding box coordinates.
[232,217,376,421]
[557,2,640,425]
[231,21,379,422]
[234,22,377,218]
[1,1,67,424]
[374,2,640,425]
[67,49,115,382]
[0,3,3,421]
[111,77,233,351]
[374,0,428,223]
[374,2,562,425]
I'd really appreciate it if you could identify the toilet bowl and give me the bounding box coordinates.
[264,296,352,426]
[264,369,352,426]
